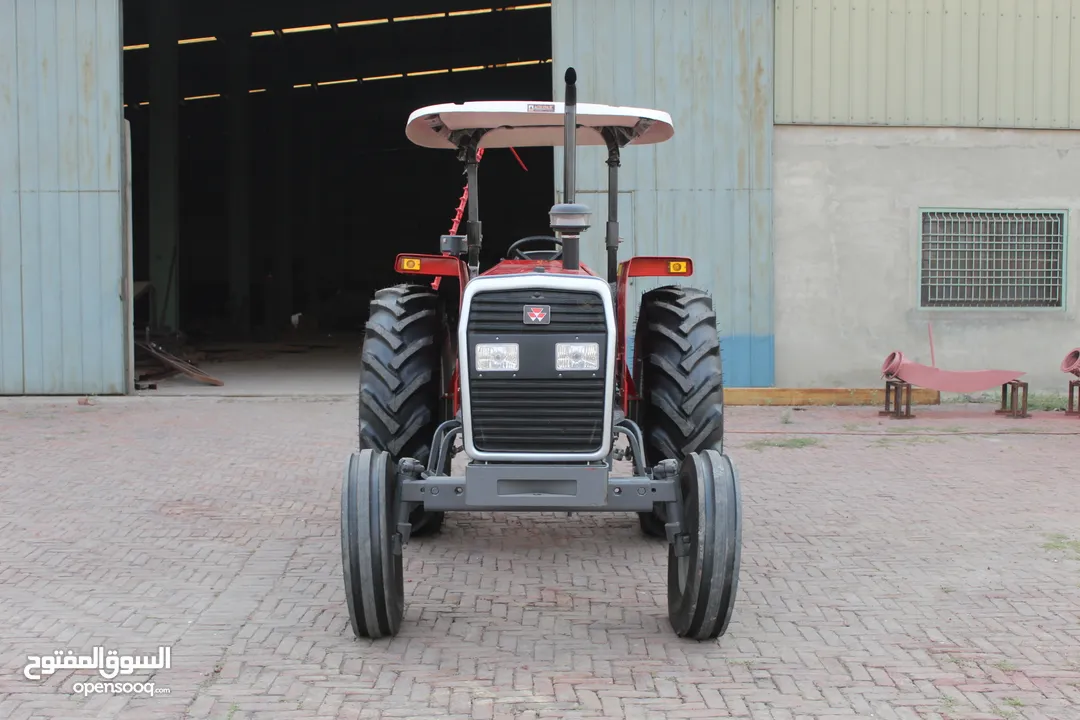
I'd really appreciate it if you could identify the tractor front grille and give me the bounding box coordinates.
[469,377,606,453]
[465,287,609,455]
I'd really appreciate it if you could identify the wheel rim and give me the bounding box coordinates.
[377,451,405,627]
[675,462,697,591]
[676,553,689,590]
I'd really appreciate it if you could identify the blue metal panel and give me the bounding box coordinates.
[0,0,25,393]
[0,0,126,395]
[552,0,775,387]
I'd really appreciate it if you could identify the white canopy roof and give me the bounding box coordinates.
[405,100,675,149]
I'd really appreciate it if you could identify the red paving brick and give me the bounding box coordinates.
[0,397,1078,719]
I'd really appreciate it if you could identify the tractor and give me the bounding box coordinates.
[341,68,741,641]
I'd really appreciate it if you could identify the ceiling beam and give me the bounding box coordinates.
[124,10,549,100]
[123,63,553,114]
[122,0,547,46]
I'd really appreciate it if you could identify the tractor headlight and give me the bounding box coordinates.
[555,342,600,371]
[475,343,519,372]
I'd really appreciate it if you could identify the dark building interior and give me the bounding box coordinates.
[121,0,555,344]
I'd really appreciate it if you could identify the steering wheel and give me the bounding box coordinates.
[507,235,563,261]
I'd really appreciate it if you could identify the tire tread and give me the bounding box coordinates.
[635,284,725,464]
[358,284,446,536]
[633,285,726,539]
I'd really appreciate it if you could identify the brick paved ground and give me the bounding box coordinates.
[0,396,1078,720]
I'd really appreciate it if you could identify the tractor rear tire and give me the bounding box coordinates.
[633,285,725,538]
[359,284,447,536]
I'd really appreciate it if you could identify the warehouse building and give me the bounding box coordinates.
[0,0,1076,396]
[772,0,1080,394]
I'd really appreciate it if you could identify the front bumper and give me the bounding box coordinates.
[400,462,676,512]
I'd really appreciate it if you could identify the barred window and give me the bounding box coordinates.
[919,210,1066,308]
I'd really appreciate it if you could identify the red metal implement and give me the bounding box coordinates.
[1062,348,1080,376]
[1064,349,1080,416]
[881,351,1025,394]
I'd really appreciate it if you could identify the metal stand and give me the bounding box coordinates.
[995,380,1030,419]
[1066,379,1080,417]
[879,379,914,419]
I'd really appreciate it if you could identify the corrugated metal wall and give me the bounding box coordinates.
[552,0,775,387]
[775,0,1080,128]
[0,0,127,395]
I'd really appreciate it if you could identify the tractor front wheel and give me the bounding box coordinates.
[632,285,725,538]
[667,449,741,640]
[358,284,448,536]
[341,449,405,638]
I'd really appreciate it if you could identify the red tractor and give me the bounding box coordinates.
[342,68,741,641]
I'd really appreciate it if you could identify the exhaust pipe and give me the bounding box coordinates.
[563,67,577,205]
[549,69,590,271]
[559,67,581,271]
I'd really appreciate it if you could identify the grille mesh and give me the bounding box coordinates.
[469,377,606,453]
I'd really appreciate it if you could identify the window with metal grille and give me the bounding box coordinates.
[919,210,1066,308]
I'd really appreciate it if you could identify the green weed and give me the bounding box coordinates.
[1041,533,1080,558]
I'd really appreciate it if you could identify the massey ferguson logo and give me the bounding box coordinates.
[523,305,551,324]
